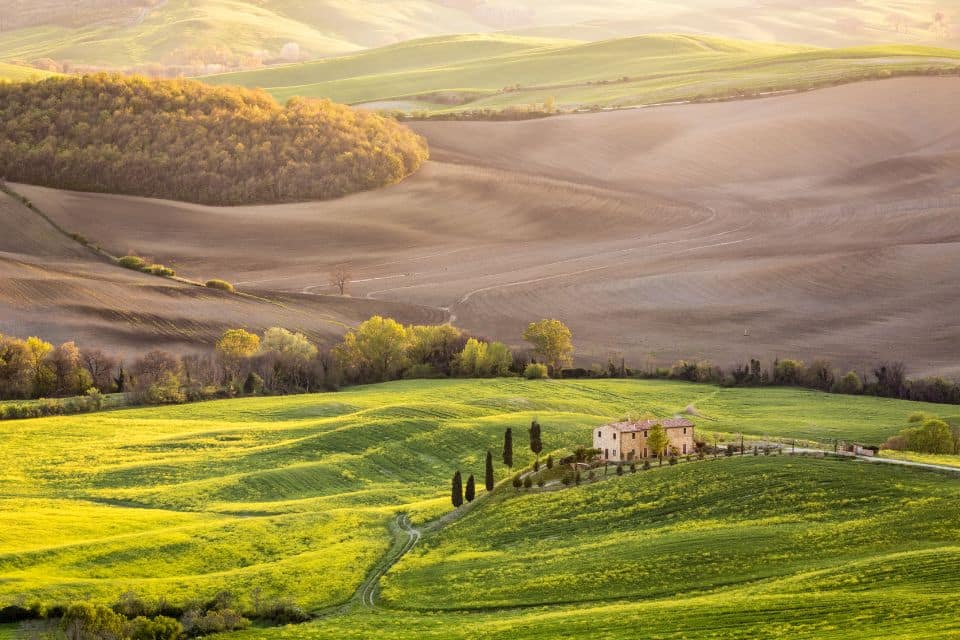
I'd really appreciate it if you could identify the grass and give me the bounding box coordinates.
[230,456,960,639]
[1,378,957,633]
[0,62,58,81]
[204,33,960,113]
[878,450,960,469]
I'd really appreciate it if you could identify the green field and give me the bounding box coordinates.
[0,62,58,81]
[205,34,960,113]
[2,378,958,637]
[230,457,960,639]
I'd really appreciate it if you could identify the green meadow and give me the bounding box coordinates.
[0,62,58,82]
[205,34,960,112]
[1,378,958,637]
[233,457,960,639]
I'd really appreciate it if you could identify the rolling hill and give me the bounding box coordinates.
[0,0,957,74]
[12,77,960,376]
[205,33,960,113]
[0,61,58,81]
[1,378,957,638]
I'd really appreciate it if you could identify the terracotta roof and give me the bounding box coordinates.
[603,418,694,433]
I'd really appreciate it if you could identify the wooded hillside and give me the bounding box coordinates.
[0,74,428,204]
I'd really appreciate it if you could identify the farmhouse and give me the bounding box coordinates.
[594,418,695,461]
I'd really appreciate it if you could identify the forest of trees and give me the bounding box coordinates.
[0,74,428,204]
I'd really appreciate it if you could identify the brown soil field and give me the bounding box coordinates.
[6,77,960,375]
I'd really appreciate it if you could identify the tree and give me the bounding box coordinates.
[330,264,351,295]
[216,329,260,382]
[406,324,464,375]
[81,348,117,392]
[523,319,573,375]
[546,454,553,470]
[60,602,125,640]
[529,420,543,466]
[874,362,907,399]
[451,470,463,508]
[648,423,670,466]
[465,474,476,502]
[51,341,88,396]
[503,428,513,468]
[24,336,54,397]
[0,335,31,399]
[131,350,183,405]
[335,316,408,382]
[834,370,863,395]
[485,450,494,491]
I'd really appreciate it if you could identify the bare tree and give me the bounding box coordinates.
[81,348,117,392]
[330,263,351,295]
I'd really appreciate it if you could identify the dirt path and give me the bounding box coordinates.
[358,514,421,608]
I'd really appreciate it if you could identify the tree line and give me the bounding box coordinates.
[451,420,546,507]
[0,317,571,418]
[0,74,428,205]
[567,356,960,406]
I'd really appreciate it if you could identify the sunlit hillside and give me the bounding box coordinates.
[206,34,960,113]
[0,0,956,73]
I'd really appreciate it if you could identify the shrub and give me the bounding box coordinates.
[181,608,249,636]
[536,477,545,488]
[127,615,183,640]
[205,279,235,293]
[546,454,553,469]
[118,255,147,270]
[524,363,549,380]
[616,464,624,476]
[85,387,106,410]
[669,456,678,465]
[61,602,126,639]
[575,470,581,485]
[642,460,651,470]
[588,470,595,480]
[254,598,310,625]
[522,475,532,489]
[146,264,175,277]
[629,461,637,473]
[512,475,522,490]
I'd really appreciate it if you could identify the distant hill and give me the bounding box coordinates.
[0,0,956,74]
[204,34,960,114]
[0,61,59,81]
[0,74,428,205]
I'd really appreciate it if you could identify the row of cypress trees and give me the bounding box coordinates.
[451,420,545,508]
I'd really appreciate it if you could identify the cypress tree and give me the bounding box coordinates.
[529,420,543,465]
[451,470,463,508]
[465,474,476,502]
[546,454,553,470]
[485,450,494,491]
[503,428,513,468]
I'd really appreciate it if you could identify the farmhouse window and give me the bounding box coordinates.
[643,431,648,437]
[632,433,636,439]
[683,444,687,454]
[643,448,647,457]
[613,433,616,440]
[597,430,601,438]
[683,428,687,434]
[605,448,609,459]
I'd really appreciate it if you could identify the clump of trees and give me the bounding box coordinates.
[884,413,959,455]
[334,316,515,384]
[4,588,311,639]
[0,74,428,205]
